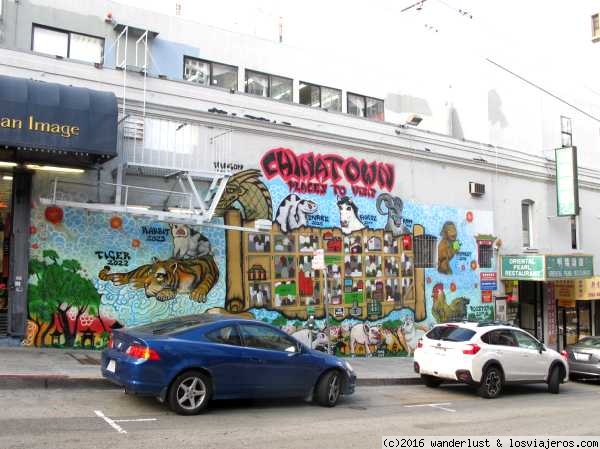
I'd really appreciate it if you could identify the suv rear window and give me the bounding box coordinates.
[426,325,476,342]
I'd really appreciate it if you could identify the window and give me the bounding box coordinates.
[561,116,572,147]
[299,82,342,111]
[205,325,242,346]
[183,57,238,91]
[482,330,517,346]
[240,324,298,352]
[347,93,384,121]
[32,25,104,64]
[592,14,600,40]
[414,234,437,268]
[245,70,292,102]
[521,200,533,248]
[513,330,539,350]
[478,242,493,269]
[425,325,475,342]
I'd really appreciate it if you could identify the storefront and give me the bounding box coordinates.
[500,254,595,348]
[0,74,117,337]
[554,277,600,349]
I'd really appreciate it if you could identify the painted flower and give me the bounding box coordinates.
[470,260,478,270]
[132,239,141,248]
[110,216,123,230]
[466,211,474,223]
[450,282,457,292]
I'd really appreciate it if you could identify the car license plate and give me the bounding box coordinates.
[106,359,116,373]
[574,352,590,362]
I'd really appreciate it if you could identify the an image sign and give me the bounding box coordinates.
[546,255,593,280]
[501,255,545,281]
[481,291,493,303]
[555,146,579,216]
[480,272,497,291]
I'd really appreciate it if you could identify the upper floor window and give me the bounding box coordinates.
[183,57,238,91]
[347,93,384,121]
[299,82,342,111]
[561,116,572,147]
[245,70,293,102]
[521,199,534,248]
[592,14,600,41]
[32,24,104,64]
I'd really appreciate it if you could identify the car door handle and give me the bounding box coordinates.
[248,357,263,364]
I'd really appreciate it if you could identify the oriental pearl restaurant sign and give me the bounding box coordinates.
[260,147,395,198]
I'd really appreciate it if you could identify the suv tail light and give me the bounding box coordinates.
[462,344,481,355]
[416,338,423,349]
[126,343,160,361]
[560,350,568,361]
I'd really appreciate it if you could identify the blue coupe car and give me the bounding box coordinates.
[101,314,356,415]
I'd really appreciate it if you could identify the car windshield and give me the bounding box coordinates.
[128,314,219,335]
[426,325,476,342]
[576,337,600,348]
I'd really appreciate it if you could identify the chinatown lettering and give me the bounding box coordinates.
[260,148,395,193]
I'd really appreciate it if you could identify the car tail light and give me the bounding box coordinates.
[462,344,481,355]
[126,343,160,361]
[416,339,423,349]
[107,335,113,349]
[560,350,568,361]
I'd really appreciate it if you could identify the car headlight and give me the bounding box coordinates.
[344,361,354,373]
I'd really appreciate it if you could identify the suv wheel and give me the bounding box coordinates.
[421,374,442,388]
[548,366,561,394]
[478,366,503,399]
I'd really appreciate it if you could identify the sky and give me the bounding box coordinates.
[118,0,600,116]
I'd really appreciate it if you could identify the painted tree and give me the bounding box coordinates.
[28,250,102,347]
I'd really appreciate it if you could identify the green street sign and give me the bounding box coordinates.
[546,255,593,279]
[501,255,545,281]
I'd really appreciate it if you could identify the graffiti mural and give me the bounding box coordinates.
[25,146,497,355]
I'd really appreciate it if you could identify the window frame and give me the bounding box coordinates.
[245,69,293,102]
[31,23,105,63]
[560,115,572,148]
[347,92,385,121]
[299,81,342,111]
[182,55,238,91]
[521,199,534,248]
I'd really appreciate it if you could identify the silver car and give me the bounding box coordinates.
[566,337,600,380]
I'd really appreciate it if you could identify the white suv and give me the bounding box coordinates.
[413,321,568,398]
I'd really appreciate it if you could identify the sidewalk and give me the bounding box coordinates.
[0,346,420,390]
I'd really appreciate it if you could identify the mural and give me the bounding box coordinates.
[25,147,497,356]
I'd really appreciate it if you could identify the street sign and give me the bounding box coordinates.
[312,249,325,270]
[480,272,497,291]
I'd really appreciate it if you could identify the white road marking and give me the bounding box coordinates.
[404,402,456,412]
[113,418,158,423]
[94,410,128,434]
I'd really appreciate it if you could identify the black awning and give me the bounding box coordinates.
[0,74,118,165]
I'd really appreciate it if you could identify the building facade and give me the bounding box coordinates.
[0,0,599,354]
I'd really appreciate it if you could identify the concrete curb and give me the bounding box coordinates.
[0,374,115,390]
[0,373,421,389]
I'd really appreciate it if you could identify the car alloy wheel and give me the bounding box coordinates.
[176,376,207,411]
[479,368,502,399]
[328,373,340,404]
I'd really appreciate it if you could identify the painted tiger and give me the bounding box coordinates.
[99,256,219,303]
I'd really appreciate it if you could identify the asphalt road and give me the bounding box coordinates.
[1,380,600,449]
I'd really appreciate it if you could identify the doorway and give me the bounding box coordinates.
[0,172,12,336]
[558,302,592,350]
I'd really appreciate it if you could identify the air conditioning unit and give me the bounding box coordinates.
[469,182,485,197]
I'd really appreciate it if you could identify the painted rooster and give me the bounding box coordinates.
[431,283,470,323]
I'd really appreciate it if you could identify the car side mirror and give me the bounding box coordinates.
[538,343,545,354]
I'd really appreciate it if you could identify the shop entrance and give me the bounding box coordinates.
[0,171,12,336]
[517,281,543,339]
[557,301,592,351]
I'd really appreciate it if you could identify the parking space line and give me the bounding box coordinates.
[113,418,158,423]
[94,410,127,434]
[404,402,456,412]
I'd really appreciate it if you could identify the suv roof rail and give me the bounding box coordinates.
[476,320,514,327]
